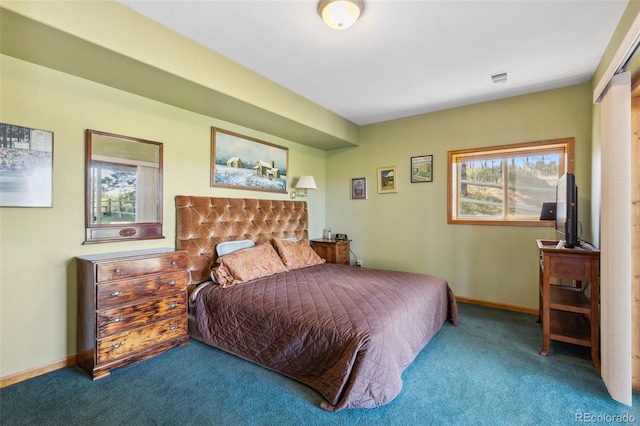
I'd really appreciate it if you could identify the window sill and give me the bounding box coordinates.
[448,219,556,227]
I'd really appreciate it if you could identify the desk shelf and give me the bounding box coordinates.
[537,239,600,368]
[549,285,591,314]
[549,310,591,346]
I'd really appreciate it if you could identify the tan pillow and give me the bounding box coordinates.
[273,239,326,270]
[212,243,288,288]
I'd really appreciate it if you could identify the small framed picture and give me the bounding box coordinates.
[377,166,398,194]
[411,155,433,183]
[351,177,367,199]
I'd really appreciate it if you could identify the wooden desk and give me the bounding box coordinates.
[537,239,600,368]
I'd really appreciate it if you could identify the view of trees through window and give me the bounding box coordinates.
[460,154,560,218]
[448,138,573,225]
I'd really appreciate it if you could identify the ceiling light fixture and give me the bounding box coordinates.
[318,0,364,30]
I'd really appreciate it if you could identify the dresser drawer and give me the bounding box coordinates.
[97,293,186,338]
[97,316,187,364]
[335,243,348,263]
[97,271,187,310]
[96,253,187,282]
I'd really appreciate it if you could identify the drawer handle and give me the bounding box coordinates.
[168,301,178,309]
[170,261,177,266]
[110,290,122,297]
[168,279,177,286]
[112,316,123,323]
[119,228,136,237]
[114,269,121,274]
[111,342,123,350]
[168,324,178,331]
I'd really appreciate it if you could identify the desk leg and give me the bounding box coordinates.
[539,255,551,357]
[537,263,542,323]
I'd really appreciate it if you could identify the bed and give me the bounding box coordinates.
[175,196,458,411]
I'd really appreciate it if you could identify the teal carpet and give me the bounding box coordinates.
[2,303,638,425]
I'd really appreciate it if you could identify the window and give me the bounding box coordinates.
[447,138,574,226]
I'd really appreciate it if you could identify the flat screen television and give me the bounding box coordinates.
[555,172,579,248]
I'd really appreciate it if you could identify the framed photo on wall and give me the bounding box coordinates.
[377,166,398,194]
[211,127,288,193]
[411,155,433,183]
[351,177,367,199]
[0,123,53,207]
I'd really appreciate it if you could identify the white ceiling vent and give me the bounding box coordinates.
[491,72,508,84]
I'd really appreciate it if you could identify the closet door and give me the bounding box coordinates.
[632,79,640,393]
[600,71,632,405]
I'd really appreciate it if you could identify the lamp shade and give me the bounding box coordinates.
[295,176,317,190]
[318,0,364,30]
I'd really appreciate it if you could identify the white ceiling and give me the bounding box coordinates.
[119,0,628,126]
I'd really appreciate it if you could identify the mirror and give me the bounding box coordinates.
[85,129,163,243]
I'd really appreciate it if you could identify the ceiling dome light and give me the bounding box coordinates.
[318,0,364,30]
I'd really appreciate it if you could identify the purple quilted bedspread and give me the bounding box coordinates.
[192,263,458,411]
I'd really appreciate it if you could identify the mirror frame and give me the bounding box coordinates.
[84,129,164,244]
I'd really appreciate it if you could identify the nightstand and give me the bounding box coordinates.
[310,239,350,265]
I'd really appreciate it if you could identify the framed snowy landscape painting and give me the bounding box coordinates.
[211,127,288,193]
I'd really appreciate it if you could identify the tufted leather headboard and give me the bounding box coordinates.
[175,196,309,285]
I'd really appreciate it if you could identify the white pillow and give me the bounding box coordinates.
[277,237,298,242]
[211,239,256,283]
[216,239,255,257]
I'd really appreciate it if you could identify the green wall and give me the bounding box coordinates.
[325,84,592,309]
[0,0,618,383]
[2,56,593,380]
[0,43,593,383]
[0,55,326,378]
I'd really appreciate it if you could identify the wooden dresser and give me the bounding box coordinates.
[310,239,350,265]
[76,248,189,379]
